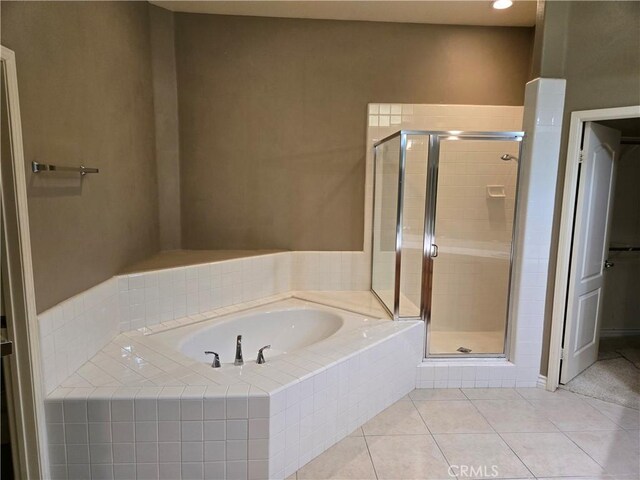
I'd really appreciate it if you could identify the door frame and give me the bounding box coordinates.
[547,105,640,391]
[1,45,47,478]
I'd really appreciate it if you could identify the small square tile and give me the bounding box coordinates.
[227,419,248,440]
[135,422,158,442]
[67,444,90,464]
[89,423,112,443]
[204,421,225,441]
[89,444,113,464]
[204,462,225,480]
[135,443,158,463]
[182,442,204,462]
[182,462,204,480]
[159,463,181,480]
[113,463,136,480]
[158,421,180,442]
[226,439,247,461]
[158,442,181,463]
[65,423,89,444]
[205,441,225,462]
[112,422,135,443]
[181,399,203,421]
[182,421,204,441]
[113,443,135,464]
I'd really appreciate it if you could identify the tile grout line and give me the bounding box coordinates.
[361,434,380,480]
[460,390,538,479]
[557,429,613,475]
[409,393,460,480]
[492,430,540,479]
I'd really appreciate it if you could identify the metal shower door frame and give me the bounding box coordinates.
[372,130,524,359]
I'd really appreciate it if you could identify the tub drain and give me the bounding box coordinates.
[457,346,472,353]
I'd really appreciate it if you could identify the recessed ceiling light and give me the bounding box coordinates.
[493,0,513,9]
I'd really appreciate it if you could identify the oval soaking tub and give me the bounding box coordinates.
[153,299,374,365]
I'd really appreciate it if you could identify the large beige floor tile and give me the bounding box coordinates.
[500,432,605,477]
[366,434,452,479]
[410,388,466,401]
[461,388,523,401]
[528,396,622,431]
[582,397,640,430]
[296,437,376,480]
[434,433,532,479]
[348,427,364,437]
[472,399,559,433]
[363,400,429,436]
[414,400,493,434]
[566,429,640,476]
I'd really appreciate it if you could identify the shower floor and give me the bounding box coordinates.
[429,330,505,355]
[373,292,505,355]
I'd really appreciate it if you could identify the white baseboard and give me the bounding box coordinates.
[536,374,547,389]
[600,328,640,338]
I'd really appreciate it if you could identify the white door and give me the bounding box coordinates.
[561,122,621,383]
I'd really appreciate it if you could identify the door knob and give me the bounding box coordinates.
[604,260,615,269]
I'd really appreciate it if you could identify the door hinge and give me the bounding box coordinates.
[578,151,584,163]
[560,348,566,361]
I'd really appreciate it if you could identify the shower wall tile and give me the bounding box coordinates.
[367,104,524,318]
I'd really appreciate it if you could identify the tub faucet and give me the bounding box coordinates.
[234,335,244,366]
[256,345,271,364]
[204,351,221,368]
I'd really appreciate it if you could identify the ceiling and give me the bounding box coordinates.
[149,1,538,27]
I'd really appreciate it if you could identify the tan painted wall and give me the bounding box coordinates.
[536,1,640,375]
[150,5,182,250]
[1,2,160,312]
[174,14,534,251]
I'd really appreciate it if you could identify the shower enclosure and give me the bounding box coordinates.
[371,130,523,357]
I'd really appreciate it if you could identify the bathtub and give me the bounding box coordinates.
[153,299,377,365]
[45,295,424,479]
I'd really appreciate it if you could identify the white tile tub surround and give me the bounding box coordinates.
[39,252,373,395]
[44,298,423,480]
[414,80,567,388]
[118,253,293,332]
[38,278,120,395]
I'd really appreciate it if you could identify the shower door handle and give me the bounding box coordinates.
[430,244,439,258]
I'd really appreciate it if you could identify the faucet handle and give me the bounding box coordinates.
[204,351,221,368]
[256,345,271,364]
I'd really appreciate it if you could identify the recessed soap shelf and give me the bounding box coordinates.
[486,185,506,198]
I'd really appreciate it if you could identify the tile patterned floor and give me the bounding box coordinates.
[291,388,640,480]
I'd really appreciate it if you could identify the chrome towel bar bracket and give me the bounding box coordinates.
[32,161,99,176]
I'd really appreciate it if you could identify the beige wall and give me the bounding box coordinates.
[150,5,182,250]
[1,2,160,312]
[536,0,640,374]
[175,14,534,251]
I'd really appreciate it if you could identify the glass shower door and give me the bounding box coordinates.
[427,137,521,356]
[372,136,401,314]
